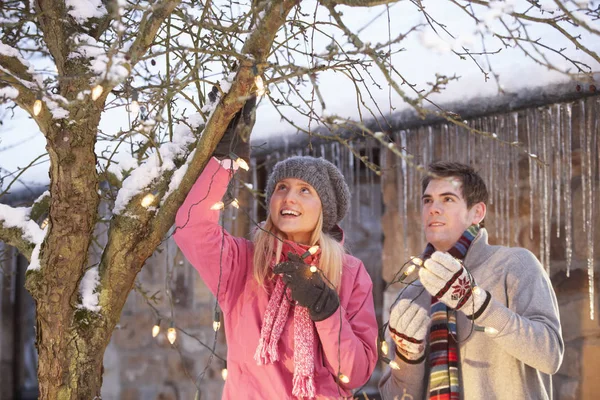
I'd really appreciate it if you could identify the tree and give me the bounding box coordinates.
[0,0,598,398]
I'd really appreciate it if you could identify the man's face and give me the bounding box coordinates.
[421,178,485,251]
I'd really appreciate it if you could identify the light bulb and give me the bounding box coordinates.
[404,264,416,276]
[230,199,240,209]
[141,193,155,208]
[309,265,318,273]
[410,256,423,266]
[152,324,160,338]
[389,360,400,370]
[308,246,319,255]
[213,321,221,332]
[472,286,481,295]
[40,217,49,229]
[236,158,249,171]
[129,100,140,115]
[221,367,228,381]
[255,75,267,97]
[167,327,177,344]
[338,374,350,384]
[381,340,389,356]
[91,85,104,101]
[210,201,225,210]
[33,99,43,116]
[484,327,498,335]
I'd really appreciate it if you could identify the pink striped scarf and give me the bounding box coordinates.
[254,241,320,399]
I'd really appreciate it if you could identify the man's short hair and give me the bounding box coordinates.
[421,161,489,209]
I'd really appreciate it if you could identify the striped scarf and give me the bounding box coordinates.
[423,225,479,400]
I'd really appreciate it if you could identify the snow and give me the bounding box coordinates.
[0,42,23,59]
[0,204,47,270]
[113,117,199,214]
[66,0,107,23]
[42,96,70,120]
[70,34,130,82]
[79,266,101,312]
[0,87,19,99]
[201,72,237,116]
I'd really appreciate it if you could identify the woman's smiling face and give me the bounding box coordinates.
[269,178,322,245]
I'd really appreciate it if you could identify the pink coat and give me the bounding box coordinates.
[174,158,379,399]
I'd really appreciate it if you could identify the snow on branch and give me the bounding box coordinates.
[79,266,101,312]
[0,203,47,268]
[65,0,107,24]
[70,34,130,82]
[113,117,198,215]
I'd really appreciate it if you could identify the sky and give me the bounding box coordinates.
[1,0,599,191]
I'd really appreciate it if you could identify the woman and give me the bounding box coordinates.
[174,154,378,399]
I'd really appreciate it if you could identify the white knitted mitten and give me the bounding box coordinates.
[389,299,430,361]
[419,251,489,317]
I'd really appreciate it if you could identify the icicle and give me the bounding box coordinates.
[527,111,535,241]
[512,112,520,246]
[401,131,409,252]
[367,141,375,216]
[500,115,509,245]
[552,105,562,239]
[580,101,588,237]
[583,98,595,320]
[541,107,552,273]
[563,103,573,276]
[354,141,361,222]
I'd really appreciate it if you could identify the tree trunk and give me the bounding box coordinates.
[25,120,104,400]
[34,306,108,400]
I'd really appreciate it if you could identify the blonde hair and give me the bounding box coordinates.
[252,212,345,292]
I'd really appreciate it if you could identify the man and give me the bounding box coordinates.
[379,161,563,400]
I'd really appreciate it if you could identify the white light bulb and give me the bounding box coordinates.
[404,264,416,276]
[389,360,400,370]
[230,199,240,209]
[338,374,350,384]
[33,99,43,116]
[213,321,221,332]
[255,75,267,97]
[236,158,249,171]
[152,324,160,338]
[141,193,155,208]
[484,327,498,335]
[91,85,104,101]
[210,201,225,210]
[129,100,140,114]
[221,368,228,381]
[410,256,423,266]
[167,327,177,344]
[308,246,319,255]
[309,266,318,273]
[381,340,389,355]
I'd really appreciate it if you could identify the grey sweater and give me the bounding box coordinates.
[379,229,564,400]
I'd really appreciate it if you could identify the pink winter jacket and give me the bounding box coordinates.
[174,158,379,399]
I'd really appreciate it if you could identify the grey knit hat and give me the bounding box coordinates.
[265,156,351,232]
